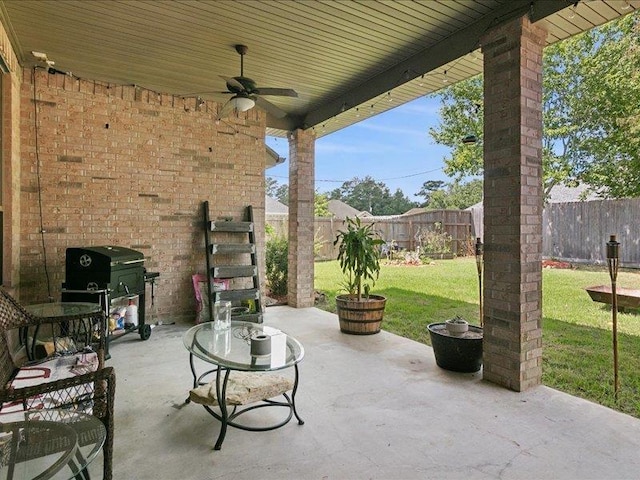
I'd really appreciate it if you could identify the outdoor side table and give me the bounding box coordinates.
[23,302,103,361]
[0,409,106,480]
[183,321,305,450]
[23,302,102,318]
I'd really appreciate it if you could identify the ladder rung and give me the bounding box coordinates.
[212,265,257,278]
[209,221,253,233]
[212,289,260,303]
[210,244,255,254]
[230,312,263,323]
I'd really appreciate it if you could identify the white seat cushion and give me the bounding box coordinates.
[1,352,98,417]
[189,371,293,406]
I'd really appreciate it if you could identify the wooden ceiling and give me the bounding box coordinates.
[0,0,635,137]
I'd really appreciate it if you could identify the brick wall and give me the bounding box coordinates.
[18,68,266,321]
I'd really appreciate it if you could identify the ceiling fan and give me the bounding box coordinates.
[216,44,298,119]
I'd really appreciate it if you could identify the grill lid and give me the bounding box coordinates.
[66,246,144,272]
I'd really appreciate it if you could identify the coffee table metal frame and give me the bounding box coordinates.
[183,321,304,450]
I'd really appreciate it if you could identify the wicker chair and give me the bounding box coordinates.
[0,287,115,480]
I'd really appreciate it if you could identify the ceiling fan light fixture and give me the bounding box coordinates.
[229,94,255,112]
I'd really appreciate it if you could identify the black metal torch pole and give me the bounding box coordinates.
[475,237,483,328]
[606,234,620,399]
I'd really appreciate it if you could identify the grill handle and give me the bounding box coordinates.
[111,259,145,266]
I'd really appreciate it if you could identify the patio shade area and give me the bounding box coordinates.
[106,307,640,479]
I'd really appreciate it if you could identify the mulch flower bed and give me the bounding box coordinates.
[542,259,572,269]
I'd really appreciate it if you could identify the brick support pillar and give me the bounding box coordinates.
[2,72,22,291]
[481,16,547,391]
[287,128,315,308]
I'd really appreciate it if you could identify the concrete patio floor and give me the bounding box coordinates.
[106,306,640,480]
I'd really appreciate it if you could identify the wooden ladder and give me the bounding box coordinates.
[203,201,263,323]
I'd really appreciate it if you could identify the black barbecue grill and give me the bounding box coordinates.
[62,246,152,344]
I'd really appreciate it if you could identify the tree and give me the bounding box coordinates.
[265,176,279,197]
[386,188,418,215]
[265,176,289,205]
[274,184,289,205]
[328,176,388,213]
[547,12,640,198]
[429,12,640,199]
[428,78,483,180]
[416,180,446,206]
[268,177,334,216]
[328,176,417,215]
[424,179,483,210]
[315,191,331,217]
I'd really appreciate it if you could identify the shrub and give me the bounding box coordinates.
[266,235,289,296]
[415,222,453,254]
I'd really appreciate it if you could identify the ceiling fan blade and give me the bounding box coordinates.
[220,75,245,92]
[256,87,298,98]
[217,98,236,120]
[179,91,231,97]
[255,96,287,118]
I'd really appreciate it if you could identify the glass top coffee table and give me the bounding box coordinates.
[183,321,305,449]
[0,409,106,480]
[24,302,102,318]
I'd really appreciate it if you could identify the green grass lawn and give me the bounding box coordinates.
[314,257,640,418]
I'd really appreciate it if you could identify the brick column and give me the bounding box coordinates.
[287,128,315,308]
[481,16,547,391]
[2,72,21,291]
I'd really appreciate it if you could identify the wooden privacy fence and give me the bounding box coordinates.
[543,198,640,267]
[270,199,640,266]
[267,210,475,260]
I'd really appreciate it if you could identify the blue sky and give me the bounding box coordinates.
[265,95,453,203]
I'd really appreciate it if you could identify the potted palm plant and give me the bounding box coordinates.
[333,217,387,334]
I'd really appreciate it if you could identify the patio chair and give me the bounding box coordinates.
[0,287,115,480]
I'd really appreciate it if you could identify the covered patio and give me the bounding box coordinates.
[108,307,640,479]
[1,1,637,392]
[1,3,639,477]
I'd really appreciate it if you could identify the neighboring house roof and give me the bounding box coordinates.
[547,184,598,203]
[265,197,378,217]
[265,196,289,214]
[327,199,363,219]
[465,184,599,210]
[402,207,428,216]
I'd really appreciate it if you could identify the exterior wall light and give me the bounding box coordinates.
[462,134,478,145]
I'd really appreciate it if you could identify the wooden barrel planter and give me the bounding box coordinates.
[335,294,387,335]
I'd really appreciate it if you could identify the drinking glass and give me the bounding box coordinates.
[214,300,232,330]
